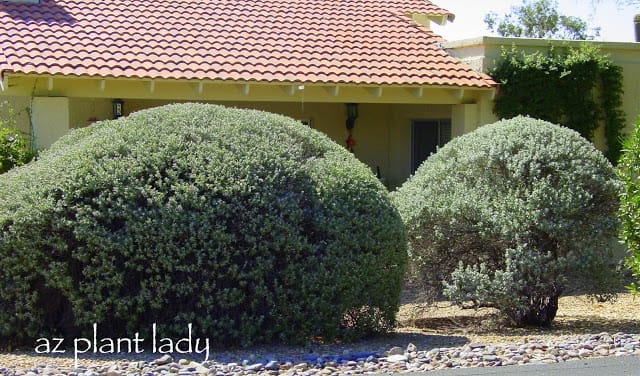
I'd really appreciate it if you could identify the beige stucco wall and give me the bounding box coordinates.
[0,92,491,188]
[444,37,640,150]
[68,98,114,130]
[0,96,112,147]
[0,73,494,188]
[124,99,463,188]
[0,95,31,135]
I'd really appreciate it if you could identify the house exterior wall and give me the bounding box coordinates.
[0,76,494,188]
[68,98,113,130]
[444,37,640,150]
[0,95,31,135]
[124,99,460,188]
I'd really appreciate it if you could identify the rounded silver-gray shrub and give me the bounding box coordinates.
[393,116,620,327]
[0,103,406,347]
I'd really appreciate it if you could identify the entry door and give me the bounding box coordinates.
[411,120,451,173]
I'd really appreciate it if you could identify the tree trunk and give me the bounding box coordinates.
[506,293,560,327]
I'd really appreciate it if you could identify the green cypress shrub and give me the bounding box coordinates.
[0,103,406,347]
[619,117,640,292]
[393,116,620,327]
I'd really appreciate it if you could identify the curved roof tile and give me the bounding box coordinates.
[0,0,496,88]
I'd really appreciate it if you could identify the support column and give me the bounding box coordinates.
[31,97,70,149]
[451,103,479,137]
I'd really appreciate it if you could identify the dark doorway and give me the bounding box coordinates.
[411,119,451,173]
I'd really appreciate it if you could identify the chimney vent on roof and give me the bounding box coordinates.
[635,14,640,42]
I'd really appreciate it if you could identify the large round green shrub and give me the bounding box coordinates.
[619,117,640,292]
[393,116,620,327]
[0,103,406,347]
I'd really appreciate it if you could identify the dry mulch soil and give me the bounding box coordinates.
[397,290,640,346]
[1,290,639,372]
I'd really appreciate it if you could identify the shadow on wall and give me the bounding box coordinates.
[0,0,76,25]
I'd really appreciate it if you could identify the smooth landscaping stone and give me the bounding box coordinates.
[6,332,640,375]
[386,354,408,363]
[153,355,174,366]
[386,346,403,356]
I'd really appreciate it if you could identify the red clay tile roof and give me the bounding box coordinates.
[0,0,496,88]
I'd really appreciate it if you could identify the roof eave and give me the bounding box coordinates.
[407,12,455,29]
[1,71,496,90]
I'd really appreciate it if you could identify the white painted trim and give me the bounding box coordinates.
[239,83,250,96]
[325,86,340,97]
[451,89,465,100]
[190,81,205,94]
[369,87,383,98]
[147,80,156,93]
[411,87,423,98]
[282,85,297,96]
[430,15,449,26]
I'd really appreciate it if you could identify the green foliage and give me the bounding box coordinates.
[618,117,640,293]
[0,101,34,173]
[0,103,407,347]
[393,116,621,327]
[490,44,626,162]
[484,0,600,40]
[600,65,626,163]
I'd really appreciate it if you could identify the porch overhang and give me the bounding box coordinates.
[0,73,496,105]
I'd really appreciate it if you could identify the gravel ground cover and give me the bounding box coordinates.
[1,292,639,375]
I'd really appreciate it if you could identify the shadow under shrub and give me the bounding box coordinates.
[393,116,621,327]
[0,103,407,348]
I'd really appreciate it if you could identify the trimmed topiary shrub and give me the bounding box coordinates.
[393,116,621,327]
[619,117,640,293]
[0,103,406,348]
